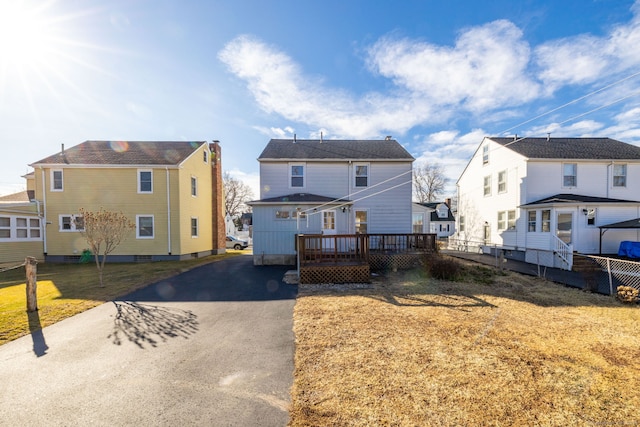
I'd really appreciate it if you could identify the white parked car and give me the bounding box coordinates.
[226,235,249,250]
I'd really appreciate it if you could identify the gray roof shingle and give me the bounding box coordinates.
[258,139,414,161]
[249,193,351,204]
[489,137,640,160]
[30,141,207,166]
[521,193,640,206]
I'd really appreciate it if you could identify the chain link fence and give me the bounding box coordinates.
[587,255,640,295]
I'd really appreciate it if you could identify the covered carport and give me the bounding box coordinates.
[598,218,640,255]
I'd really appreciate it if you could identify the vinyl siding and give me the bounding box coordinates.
[33,164,196,256]
[176,145,213,255]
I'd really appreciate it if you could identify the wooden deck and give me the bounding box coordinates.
[296,233,437,284]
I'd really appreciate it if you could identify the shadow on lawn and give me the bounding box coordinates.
[108,301,199,349]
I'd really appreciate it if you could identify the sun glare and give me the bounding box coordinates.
[0,2,56,70]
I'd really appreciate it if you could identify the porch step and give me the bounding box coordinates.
[572,254,601,292]
[283,270,299,285]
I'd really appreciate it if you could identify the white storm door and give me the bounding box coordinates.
[556,212,573,245]
[322,210,336,235]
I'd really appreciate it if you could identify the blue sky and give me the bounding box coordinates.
[2,0,640,198]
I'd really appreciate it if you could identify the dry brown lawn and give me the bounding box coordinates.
[290,259,640,426]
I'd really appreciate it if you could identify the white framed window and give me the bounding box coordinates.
[289,164,305,188]
[563,163,577,187]
[586,208,596,226]
[482,145,489,165]
[191,176,197,197]
[507,210,516,230]
[613,164,627,187]
[497,211,506,230]
[59,214,84,232]
[412,213,424,233]
[527,211,536,232]
[541,209,551,232]
[275,210,290,219]
[292,210,307,219]
[459,215,465,232]
[0,216,41,240]
[51,169,63,191]
[191,217,198,237]
[355,210,368,234]
[497,170,507,193]
[354,163,369,187]
[138,170,153,193]
[0,217,10,238]
[137,215,154,238]
[203,150,208,164]
[483,175,491,196]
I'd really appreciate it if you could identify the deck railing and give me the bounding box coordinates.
[297,233,437,266]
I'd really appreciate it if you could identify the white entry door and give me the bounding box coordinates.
[322,209,336,250]
[322,210,336,235]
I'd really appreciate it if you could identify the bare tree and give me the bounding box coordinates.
[223,172,254,217]
[413,163,448,202]
[78,208,136,287]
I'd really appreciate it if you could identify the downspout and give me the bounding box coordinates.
[166,167,171,255]
[607,161,612,198]
[40,166,47,255]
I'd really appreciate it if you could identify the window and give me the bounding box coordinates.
[203,150,208,163]
[355,164,369,187]
[59,215,84,232]
[355,210,368,234]
[137,215,154,238]
[0,216,41,240]
[483,176,491,196]
[528,211,536,232]
[138,170,153,193]
[412,213,424,233]
[507,210,516,230]
[563,163,577,187]
[275,210,290,219]
[541,209,551,232]
[482,145,489,165]
[613,164,627,187]
[0,217,10,238]
[191,218,198,237]
[290,164,304,188]
[498,170,507,193]
[497,211,506,230]
[51,170,63,191]
[292,210,307,219]
[459,215,465,232]
[586,208,596,226]
[191,176,197,197]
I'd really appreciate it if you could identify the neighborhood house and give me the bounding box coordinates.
[456,136,640,269]
[0,140,226,264]
[249,138,415,265]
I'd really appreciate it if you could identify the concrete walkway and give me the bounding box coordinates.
[0,255,297,427]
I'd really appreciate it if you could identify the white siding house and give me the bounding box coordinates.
[412,202,456,238]
[456,136,640,269]
[249,139,414,265]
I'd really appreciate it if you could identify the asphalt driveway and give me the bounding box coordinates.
[0,255,297,426]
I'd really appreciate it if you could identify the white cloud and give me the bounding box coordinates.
[368,20,540,112]
[535,1,640,91]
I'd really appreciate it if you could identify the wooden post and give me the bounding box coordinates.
[25,257,38,312]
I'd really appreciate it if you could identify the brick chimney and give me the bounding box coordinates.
[210,141,226,254]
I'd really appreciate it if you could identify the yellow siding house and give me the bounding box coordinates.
[28,140,226,262]
[0,190,44,266]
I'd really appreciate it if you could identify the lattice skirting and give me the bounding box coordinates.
[300,263,371,284]
[369,253,428,272]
